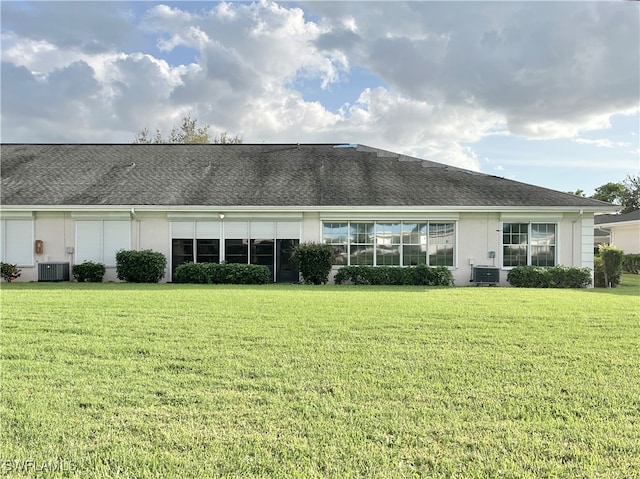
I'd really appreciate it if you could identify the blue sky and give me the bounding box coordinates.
[1,1,638,195]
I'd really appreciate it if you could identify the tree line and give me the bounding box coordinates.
[570,175,640,214]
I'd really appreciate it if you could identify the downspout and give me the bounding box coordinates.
[131,208,140,251]
[571,208,584,265]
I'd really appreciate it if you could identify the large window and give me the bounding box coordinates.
[503,223,556,267]
[76,220,130,266]
[225,239,249,264]
[0,219,34,266]
[429,223,455,266]
[171,238,220,280]
[323,221,455,267]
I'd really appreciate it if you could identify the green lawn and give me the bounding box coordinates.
[1,277,639,478]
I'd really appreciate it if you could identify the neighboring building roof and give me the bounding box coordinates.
[594,210,640,225]
[0,143,616,209]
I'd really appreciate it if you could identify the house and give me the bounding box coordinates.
[0,143,616,285]
[594,210,640,254]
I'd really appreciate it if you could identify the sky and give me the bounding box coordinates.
[1,1,639,196]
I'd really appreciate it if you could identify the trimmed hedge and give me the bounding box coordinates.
[623,254,640,274]
[293,243,332,285]
[116,249,167,283]
[72,261,105,282]
[507,266,592,288]
[174,262,271,284]
[334,265,454,286]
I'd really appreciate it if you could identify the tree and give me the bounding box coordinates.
[620,174,640,214]
[134,115,242,144]
[592,181,626,205]
[591,175,640,214]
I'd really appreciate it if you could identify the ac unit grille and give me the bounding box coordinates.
[473,266,499,286]
[38,262,70,282]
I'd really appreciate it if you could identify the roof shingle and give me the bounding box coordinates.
[0,143,615,209]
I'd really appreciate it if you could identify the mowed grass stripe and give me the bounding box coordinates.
[1,279,639,478]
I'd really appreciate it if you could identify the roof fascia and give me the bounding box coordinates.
[0,204,617,214]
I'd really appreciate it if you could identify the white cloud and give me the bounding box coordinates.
[574,138,633,149]
[1,0,638,176]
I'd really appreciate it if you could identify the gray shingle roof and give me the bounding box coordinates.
[0,143,614,209]
[594,210,640,224]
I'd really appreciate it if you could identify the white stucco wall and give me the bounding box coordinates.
[609,223,640,254]
[4,209,599,285]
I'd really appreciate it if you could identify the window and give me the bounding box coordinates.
[402,223,427,266]
[196,239,219,263]
[225,239,248,264]
[376,223,401,266]
[172,238,194,266]
[76,220,130,266]
[322,220,455,267]
[171,238,219,280]
[429,223,455,266]
[323,223,348,265]
[0,219,34,266]
[503,223,556,267]
[250,239,274,267]
[350,223,374,265]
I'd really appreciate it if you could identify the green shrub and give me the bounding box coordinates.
[507,266,591,288]
[597,245,624,288]
[622,254,640,274]
[594,256,622,288]
[174,262,271,284]
[0,262,21,282]
[116,249,167,283]
[334,265,454,286]
[293,243,332,285]
[72,261,105,282]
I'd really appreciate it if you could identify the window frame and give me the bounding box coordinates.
[0,218,35,267]
[322,220,456,268]
[75,219,131,267]
[502,222,557,268]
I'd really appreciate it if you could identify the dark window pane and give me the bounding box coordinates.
[403,245,426,266]
[225,239,248,264]
[250,239,274,266]
[196,239,219,263]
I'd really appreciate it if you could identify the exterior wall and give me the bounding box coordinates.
[302,212,321,243]
[15,212,73,282]
[609,223,640,254]
[456,213,502,285]
[2,208,599,286]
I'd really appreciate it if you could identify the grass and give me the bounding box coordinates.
[1,276,639,478]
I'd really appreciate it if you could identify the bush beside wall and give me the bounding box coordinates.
[174,262,271,284]
[293,243,332,285]
[334,265,454,286]
[507,266,592,288]
[116,250,167,283]
[72,261,105,282]
[622,254,640,274]
[595,245,624,288]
